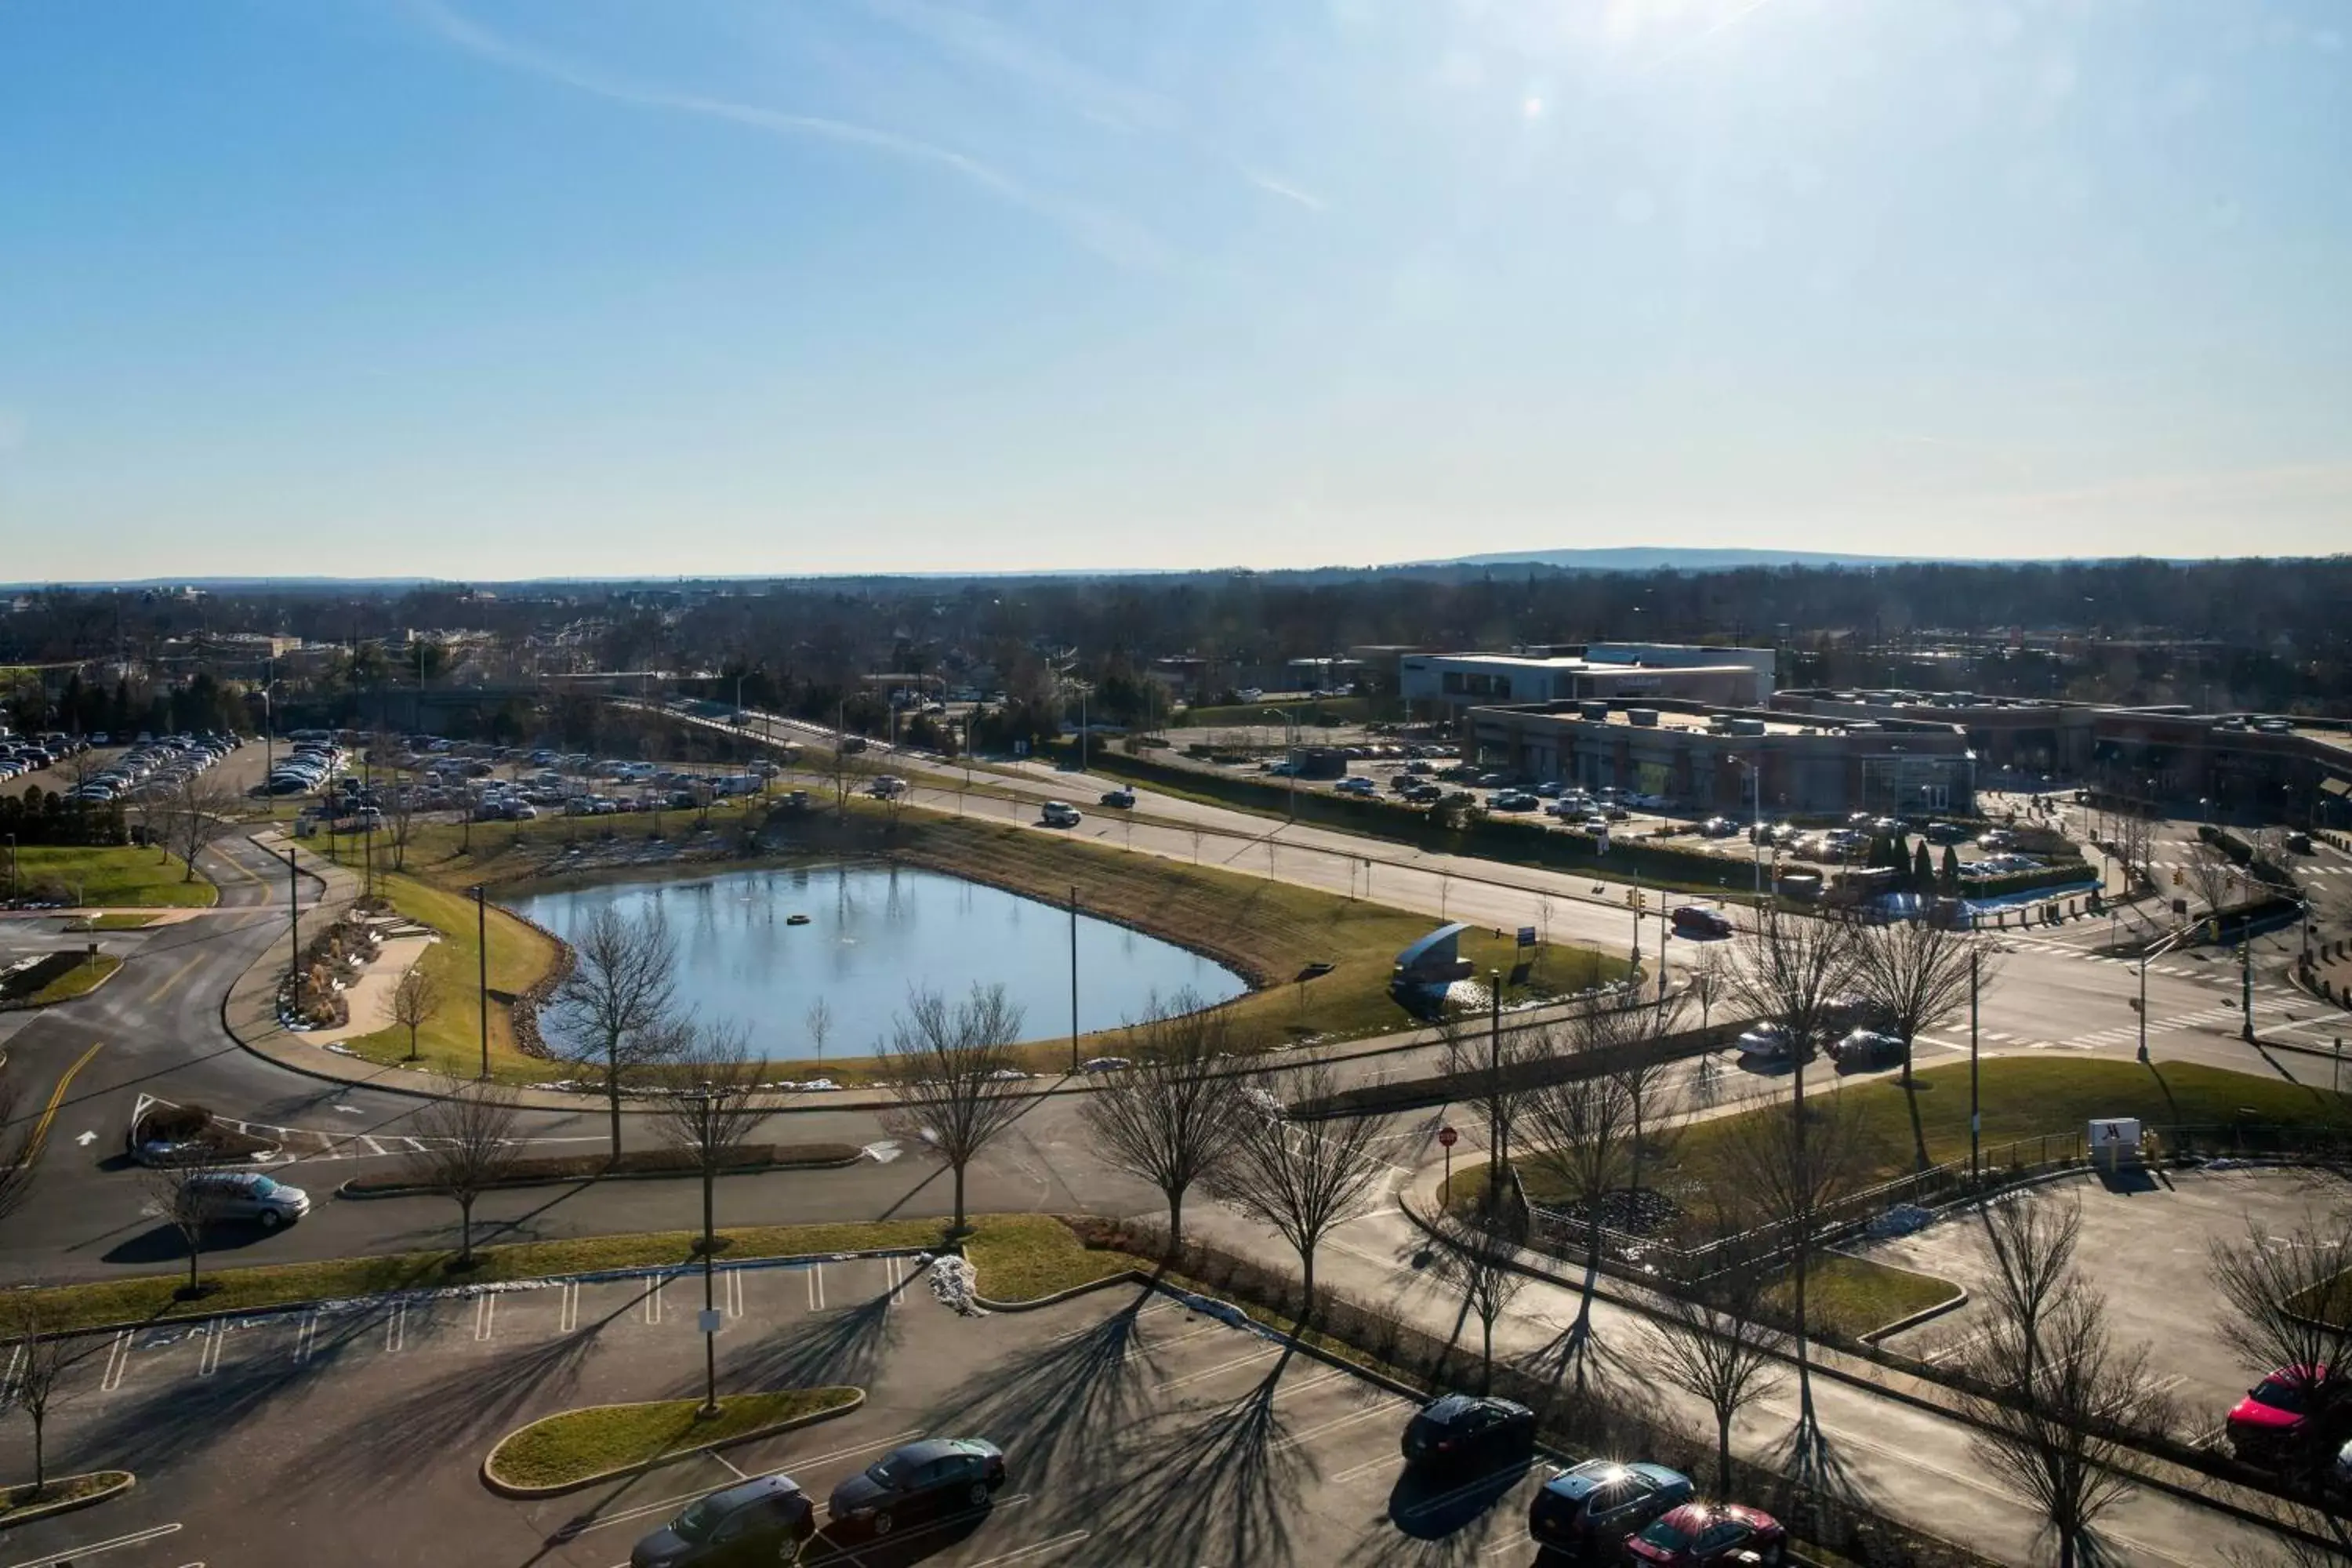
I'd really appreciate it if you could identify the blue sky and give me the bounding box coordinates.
[2,0,2347,579]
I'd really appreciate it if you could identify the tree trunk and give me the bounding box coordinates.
[1163,1185,1185,1253]
[31,1413,44,1493]
[187,1235,199,1294]
[1479,1316,1494,1394]
[407,1023,419,1062]
[606,1071,623,1158]
[951,1162,967,1235]
[1629,1097,1645,1199]
[459,1196,474,1265]
[1715,1408,1733,1496]
[1299,1249,1317,1326]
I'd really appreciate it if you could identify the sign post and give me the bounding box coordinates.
[1438,1124,1458,1203]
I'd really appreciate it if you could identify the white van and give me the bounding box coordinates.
[869,775,908,799]
[1040,800,1082,828]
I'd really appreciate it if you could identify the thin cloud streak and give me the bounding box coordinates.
[407,0,1171,269]
[1242,169,1328,212]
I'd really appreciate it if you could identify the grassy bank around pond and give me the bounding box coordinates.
[310,788,1624,1081]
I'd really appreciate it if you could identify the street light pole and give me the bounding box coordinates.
[474,884,490,1080]
[1969,946,1980,1182]
[285,846,302,985]
[1069,885,1080,1073]
[695,1088,718,1415]
[2241,941,2255,1044]
[1487,968,1502,1214]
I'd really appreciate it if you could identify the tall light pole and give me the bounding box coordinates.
[1068,885,1080,1073]
[1968,946,1980,1183]
[2240,941,2255,1044]
[473,884,490,1080]
[285,846,302,986]
[688,1086,720,1416]
[4,833,13,905]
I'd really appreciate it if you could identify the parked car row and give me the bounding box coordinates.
[1403,1395,1786,1563]
[630,1437,1007,1565]
[66,731,242,803]
[267,739,347,796]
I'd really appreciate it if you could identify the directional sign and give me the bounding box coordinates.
[1437,1127,1458,1149]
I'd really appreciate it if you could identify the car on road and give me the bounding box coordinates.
[868,775,908,798]
[826,1437,1007,1540]
[1080,1056,1133,1073]
[1670,906,1732,938]
[1829,1029,1906,1069]
[1335,776,1377,797]
[1098,787,1137,808]
[1040,800,1082,828]
[1699,816,1740,837]
[1735,1022,1802,1063]
[2227,1366,2330,1461]
[1624,1501,1787,1565]
[1489,789,1541,812]
[1526,1460,1693,1555]
[1400,1394,1536,1472]
[630,1472,816,1566]
[183,1171,311,1230]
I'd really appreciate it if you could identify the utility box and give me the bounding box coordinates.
[2088,1117,2142,1171]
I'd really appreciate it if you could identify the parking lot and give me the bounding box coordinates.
[1866,1165,2352,1449]
[0,1253,1584,1568]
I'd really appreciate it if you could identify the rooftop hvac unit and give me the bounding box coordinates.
[1579,701,1610,721]
[1727,717,1767,736]
[1628,708,1661,728]
[1847,720,1881,731]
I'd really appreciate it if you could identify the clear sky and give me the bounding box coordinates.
[2,0,2347,579]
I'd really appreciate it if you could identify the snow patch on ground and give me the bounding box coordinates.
[1865,1203,1937,1240]
[927,1254,989,1316]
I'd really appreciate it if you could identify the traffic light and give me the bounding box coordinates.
[2172,869,2184,886]
[1627,889,1645,909]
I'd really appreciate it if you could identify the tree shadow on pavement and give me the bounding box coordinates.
[1384,1454,1534,1544]
[1760,1411,1868,1509]
[916,1282,1157,1494]
[1080,1348,1310,1568]
[714,1289,901,1399]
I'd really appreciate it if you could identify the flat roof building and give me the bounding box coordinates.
[1403,643,1775,720]
[1468,697,1976,818]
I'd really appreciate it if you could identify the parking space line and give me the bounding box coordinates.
[294,1310,318,1365]
[1142,1319,1250,1353]
[808,1262,826,1312]
[385,1301,407,1353]
[644,1277,663,1327]
[725,1267,745,1318]
[474,1293,496,1342]
[883,1254,901,1308]
[99,1330,131,1392]
[3,1521,182,1568]
[1334,1450,1397,1484]
[958,1530,1091,1566]
[361,1135,387,1156]
[197,1323,223,1378]
[1482,1528,1533,1556]
[560,1281,580,1334]
[401,1136,426,1152]
[561,1431,927,1539]
[1270,1399,1401,1453]
[1153,1347,1280,1392]
[1,1344,20,1402]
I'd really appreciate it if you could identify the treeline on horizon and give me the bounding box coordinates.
[4,555,2348,728]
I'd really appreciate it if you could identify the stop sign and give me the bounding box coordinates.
[1437,1126,1458,1148]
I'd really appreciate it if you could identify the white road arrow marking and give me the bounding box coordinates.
[331,1102,364,1116]
[863,1141,902,1164]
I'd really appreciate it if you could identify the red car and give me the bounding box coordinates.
[2227,1366,2327,1460]
[1625,1501,1787,1566]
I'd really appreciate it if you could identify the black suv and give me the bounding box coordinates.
[826,1437,1007,1539]
[1400,1394,1537,1472]
[630,1473,816,1567]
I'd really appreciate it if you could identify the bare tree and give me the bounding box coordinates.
[0,1292,77,1497]
[1425,1208,1529,1392]
[0,1077,43,1232]
[390,962,444,1062]
[2113,809,2154,889]
[1076,993,1247,1250]
[657,1018,768,1413]
[873,983,1032,1235]
[140,1154,227,1297]
[1689,946,1727,1032]
[1853,918,1989,1094]
[804,996,834,1065]
[1704,1063,1878,1443]
[165,768,242,882]
[2209,1211,2352,1486]
[1611,992,1690,1200]
[1438,1003,1554,1223]
[2183,839,2241,917]
[1968,1188,2084,1388]
[1639,1261,1789,1494]
[1207,1058,1390,1321]
[547,906,681,1156]
[409,1080,522,1266]
[383,738,419,872]
[1956,1289,2175,1568]
[1722,905,1862,1439]
[1519,1020,1637,1357]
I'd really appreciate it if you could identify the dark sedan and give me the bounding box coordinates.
[826,1437,1006,1539]
[630,1473,815,1567]
[1526,1460,1693,1555]
[1400,1394,1537,1471]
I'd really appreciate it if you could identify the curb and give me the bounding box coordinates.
[481,1390,866,1499]
[971,1268,1155,1314]
[1859,1285,1971,1346]
[334,1150,866,1200]
[0,1469,135,1526]
[0,953,125,1013]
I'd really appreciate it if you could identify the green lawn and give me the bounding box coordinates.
[487,1390,860,1490]
[1784,1254,1958,1341]
[963,1214,1141,1301]
[331,869,564,1081]
[11,953,122,1007]
[0,1472,129,1520]
[1481,1058,2352,1211]
[8,845,217,908]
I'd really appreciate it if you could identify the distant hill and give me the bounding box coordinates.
[1415,546,1926,572]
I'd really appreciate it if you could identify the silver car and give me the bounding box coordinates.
[184,1172,311,1230]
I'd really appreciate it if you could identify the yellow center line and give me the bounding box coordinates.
[28,1040,104,1163]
